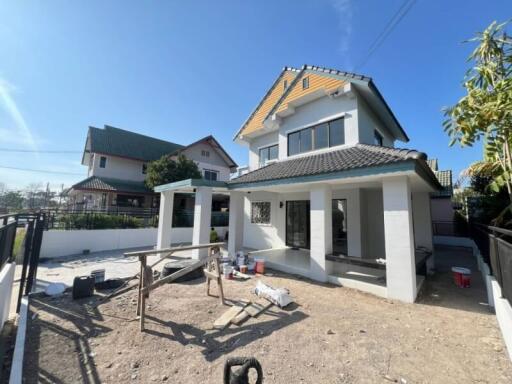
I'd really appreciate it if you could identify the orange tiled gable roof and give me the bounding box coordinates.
[236,68,299,138]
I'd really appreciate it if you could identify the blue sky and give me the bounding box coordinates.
[0,0,510,190]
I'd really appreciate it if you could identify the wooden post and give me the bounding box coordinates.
[136,256,143,316]
[139,255,147,331]
[214,255,225,305]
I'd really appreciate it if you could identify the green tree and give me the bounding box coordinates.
[145,154,202,189]
[444,21,512,201]
[0,191,24,210]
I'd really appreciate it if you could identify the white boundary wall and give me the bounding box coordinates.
[41,227,228,259]
[435,235,512,361]
[0,263,16,331]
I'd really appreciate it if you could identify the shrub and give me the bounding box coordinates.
[57,213,143,230]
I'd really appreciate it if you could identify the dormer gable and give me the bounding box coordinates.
[234,67,300,141]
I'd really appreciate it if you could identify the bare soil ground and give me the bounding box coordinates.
[23,247,512,383]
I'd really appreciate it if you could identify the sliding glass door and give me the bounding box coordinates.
[332,199,348,255]
[286,200,310,249]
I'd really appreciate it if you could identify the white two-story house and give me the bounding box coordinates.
[67,125,237,215]
[154,65,441,303]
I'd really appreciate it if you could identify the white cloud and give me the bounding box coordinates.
[330,0,353,68]
[0,78,37,150]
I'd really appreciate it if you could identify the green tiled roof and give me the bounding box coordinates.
[70,176,153,194]
[88,125,184,162]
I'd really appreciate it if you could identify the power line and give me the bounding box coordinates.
[0,148,82,153]
[354,0,418,71]
[0,165,84,176]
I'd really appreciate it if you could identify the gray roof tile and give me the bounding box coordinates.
[70,176,152,194]
[229,144,427,185]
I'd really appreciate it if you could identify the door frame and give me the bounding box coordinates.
[285,200,311,249]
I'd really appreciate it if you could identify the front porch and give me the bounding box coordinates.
[154,168,438,303]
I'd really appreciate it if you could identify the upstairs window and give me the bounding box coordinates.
[204,169,218,181]
[302,76,309,90]
[283,80,288,90]
[99,156,107,168]
[201,150,210,157]
[142,163,147,174]
[374,130,383,146]
[288,117,345,156]
[259,144,279,166]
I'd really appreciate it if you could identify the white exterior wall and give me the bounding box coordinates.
[0,263,15,331]
[90,154,147,181]
[40,227,228,259]
[242,191,283,250]
[191,187,212,259]
[248,131,279,171]
[310,185,332,282]
[246,91,400,169]
[357,97,395,147]
[383,177,417,303]
[182,141,232,181]
[278,94,359,160]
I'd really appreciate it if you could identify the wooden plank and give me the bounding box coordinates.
[124,242,225,257]
[203,269,220,280]
[142,251,221,294]
[213,302,247,329]
[231,310,251,325]
[245,299,273,317]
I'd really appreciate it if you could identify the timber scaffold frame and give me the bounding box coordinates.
[124,242,226,331]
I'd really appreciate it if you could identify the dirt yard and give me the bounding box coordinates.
[23,247,512,383]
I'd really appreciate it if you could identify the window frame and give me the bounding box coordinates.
[251,201,271,225]
[99,156,107,168]
[374,130,384,146]
[302,76,309,90]
[201,150,210,157]
[203,169,219,181]
[258,144,279,166]
[287,117,345,156]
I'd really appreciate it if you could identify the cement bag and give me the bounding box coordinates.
[254,280,293,308]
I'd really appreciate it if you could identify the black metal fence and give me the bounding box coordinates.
[0,214,18,270]
[432,219,469,237]
[172,209,229,228]
[42,208,159,230]
[471,223,512,306]
[0,212,45,312]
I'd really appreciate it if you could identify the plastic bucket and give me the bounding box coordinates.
[91,269,105,283]
[451,267,471,288]
[255,258,265,274]
[240,265,248,274]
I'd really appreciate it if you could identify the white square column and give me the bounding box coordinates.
[310,184,332,282]
[412,192,435,273]
[228,191,244,258]
[383,177,417,303]
[192,186,213,259]
[157,191,174,249]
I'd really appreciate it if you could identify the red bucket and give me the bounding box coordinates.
[451,267,471,288]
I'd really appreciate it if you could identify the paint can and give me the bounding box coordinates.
[254,258,265,274]
[240,265,248,274]
[451,267,471,288]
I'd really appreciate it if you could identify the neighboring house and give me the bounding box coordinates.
[66,125,237,211]
[154,65,442,303]
[427,158,455,234]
